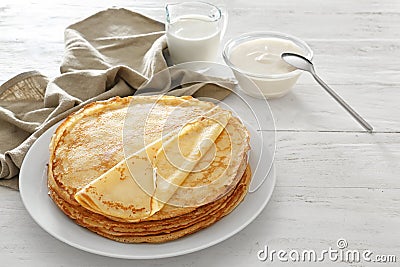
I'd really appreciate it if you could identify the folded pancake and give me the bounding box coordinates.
[74,110,231,221]
[151,110,231,209]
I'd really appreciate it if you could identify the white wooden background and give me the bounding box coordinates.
[1,0,400,266]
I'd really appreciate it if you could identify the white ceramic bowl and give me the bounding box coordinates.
[223,31,313,99]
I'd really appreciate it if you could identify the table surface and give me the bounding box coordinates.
[1,0,399,266]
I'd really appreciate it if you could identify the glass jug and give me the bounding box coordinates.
[165,2,227,64]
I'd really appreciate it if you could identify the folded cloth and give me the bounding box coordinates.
[0,8,233,190]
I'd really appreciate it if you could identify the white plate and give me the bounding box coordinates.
[19,120,275,259]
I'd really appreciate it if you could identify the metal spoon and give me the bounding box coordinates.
[281,52,373,133]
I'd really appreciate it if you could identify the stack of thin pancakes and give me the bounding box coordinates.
[48,95,251,243]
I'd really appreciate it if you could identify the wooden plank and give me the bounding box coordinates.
[233,186,400,266]
[267,83,400,132]
[273,132,400,188]
[226,8,400,40]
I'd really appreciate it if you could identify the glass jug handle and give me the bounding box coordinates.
[220,6,228,41]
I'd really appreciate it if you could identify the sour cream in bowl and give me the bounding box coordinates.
[223,32,313,99]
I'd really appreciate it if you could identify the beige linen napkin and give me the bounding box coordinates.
[0,8,232,190]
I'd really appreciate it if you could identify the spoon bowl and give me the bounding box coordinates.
[281,52,314,72]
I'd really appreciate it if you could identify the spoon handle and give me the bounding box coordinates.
[311,73,373,132]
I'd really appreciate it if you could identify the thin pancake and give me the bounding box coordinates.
[49,165,251,243]
[48,154,248,234]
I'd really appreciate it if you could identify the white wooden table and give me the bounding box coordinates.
[1,0,399,266]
